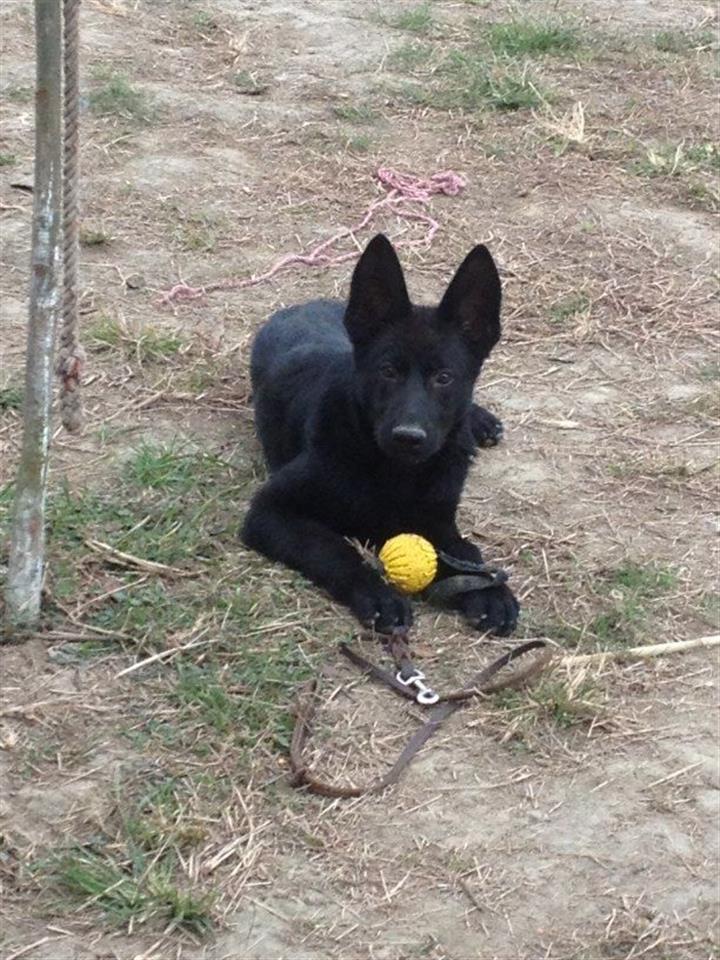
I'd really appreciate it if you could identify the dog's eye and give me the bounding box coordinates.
[380,363,401,381]
[433,370,454,387]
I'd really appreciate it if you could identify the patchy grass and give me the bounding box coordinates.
[485,20,580,57]
[89,69,154,121]
[0,384,23,411]
[127,441,216,491]
[4,83,33,102]
[389,40,432,72]
[191,9,219,33]
[633,141,720,178]
[609,562,677,595]
[170,634,314,751]
[391,44,546,112]
[232,70,268,95]
[346,133,372,153]
[49,444,245,558]
[549,293,590,323]
[441,51,545,110]
[589,563,678,647]
[123,777,212,852]
[36,442,310,703]
[80,225,112,247]
[630,141,720,210]
[0,152,17,166]
[697,362,720,382]
[173,218,221,253]
[46,847,214,934]
[685,143,720,170]
[387,3,434,34]
[86,315,184,364]
[653,28,716,54]
[700,593,720,630]
[492,673,602,734]
[332,103,378,124]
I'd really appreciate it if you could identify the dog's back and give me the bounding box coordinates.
[250,299,352,471]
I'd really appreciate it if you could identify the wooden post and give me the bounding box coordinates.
[4,0,63,633]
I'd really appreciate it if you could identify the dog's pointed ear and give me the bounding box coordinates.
[345,234,411,346]
[438,245,502,361]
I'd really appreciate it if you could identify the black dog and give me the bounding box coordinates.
[242,234,519,636]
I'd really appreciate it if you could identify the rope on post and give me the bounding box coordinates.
[57,0,85,433]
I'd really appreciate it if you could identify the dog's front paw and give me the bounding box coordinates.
[470,404,504,448]
[350,580,413,634]
[458,583,519,637]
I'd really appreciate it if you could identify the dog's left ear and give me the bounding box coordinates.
[438,245,501,361]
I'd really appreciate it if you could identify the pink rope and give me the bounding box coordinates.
[159,167,466,305]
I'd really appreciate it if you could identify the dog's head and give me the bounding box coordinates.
[344,233,502,465]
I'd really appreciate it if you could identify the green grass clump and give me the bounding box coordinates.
[48,445,242,563]
[172,664,238,734]
[653,29,715,54]
[0,152,17,166]
[389,40,432,71]
[698,362,720,382]
[80,226,111,246]
[127,441,222,491]
[5,84,33,103]
[48,849,214,934]
[589,562,678,647]
[191,9,218,32]
[232,70,267,95]
[86,315,183,364]
[89,69,154,121]
[549,293,590,323]
[0,385,23,411]
[609,562,677,594]
[347,133,372,153]
[684,143,720,171]
[633,142,720,178]
[332,103,377,124]
[388,35,546,112]
[486,20,580,57]
[441,50,545,110]
[170,635,316,750]
[493,676,601,730]
[388,3,434,34]
[174,221,219,253]
[41,444,258,649]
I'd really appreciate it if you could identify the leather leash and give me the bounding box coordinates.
[289,638,553,798]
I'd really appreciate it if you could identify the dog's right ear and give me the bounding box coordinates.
[345,234,411,346]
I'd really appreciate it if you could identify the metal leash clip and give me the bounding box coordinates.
[396,668,440,706]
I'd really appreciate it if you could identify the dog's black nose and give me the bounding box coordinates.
[391,425,427,448]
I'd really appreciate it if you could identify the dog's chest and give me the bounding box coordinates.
[329,457,466,542]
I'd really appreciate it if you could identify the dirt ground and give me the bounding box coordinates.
[1,1,719,958]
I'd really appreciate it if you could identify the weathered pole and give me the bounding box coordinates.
[4,0,64,633]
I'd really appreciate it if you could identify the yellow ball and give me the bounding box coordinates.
[379,534,438,594]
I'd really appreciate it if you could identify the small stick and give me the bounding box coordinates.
[85,539,193,577]
[115,631,214,678]
[6,938,65,960]
[563,635,720,665]
[644,760,704,791]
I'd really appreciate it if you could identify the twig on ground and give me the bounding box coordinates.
[563,635,720,665]
[85,539,195,577]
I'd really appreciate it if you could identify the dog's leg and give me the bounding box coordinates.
[470,403,504,448]
[243,489,412,633]
[418,521,519,637]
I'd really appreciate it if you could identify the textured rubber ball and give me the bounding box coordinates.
[378,534,438,594]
